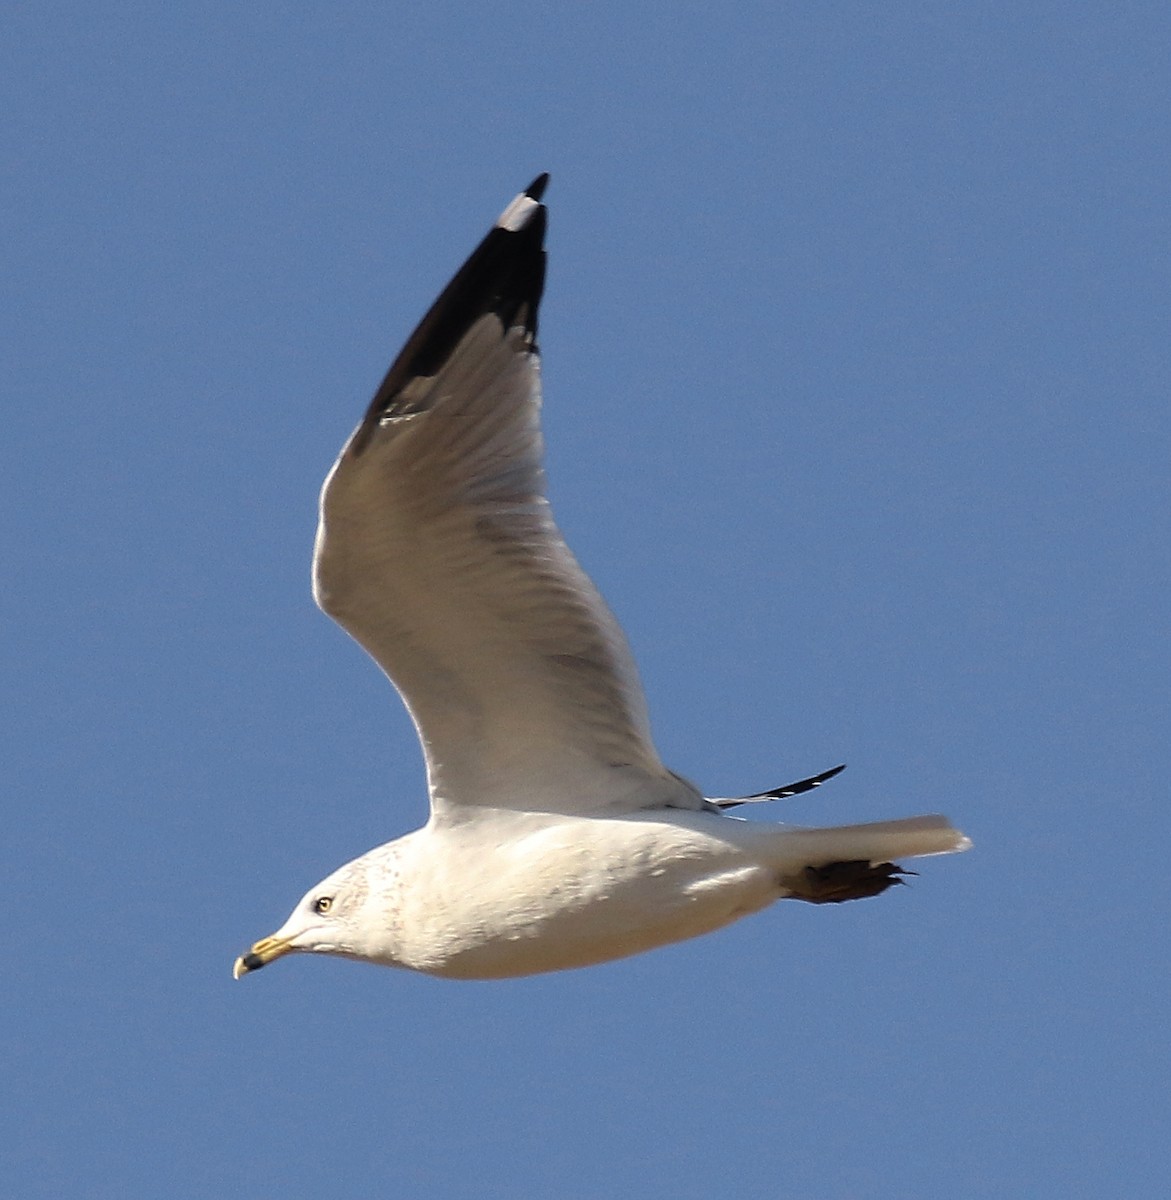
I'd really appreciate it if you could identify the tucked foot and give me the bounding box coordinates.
[783,860,916,904]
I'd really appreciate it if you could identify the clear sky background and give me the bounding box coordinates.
[4,4,1168,1197]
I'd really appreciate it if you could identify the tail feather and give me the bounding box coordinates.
[774,814,971,869]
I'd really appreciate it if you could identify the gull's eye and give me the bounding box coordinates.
[313,896,333,915]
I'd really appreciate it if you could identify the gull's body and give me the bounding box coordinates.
[234,176,969,983]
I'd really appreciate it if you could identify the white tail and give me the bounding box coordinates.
[773,814,971,869]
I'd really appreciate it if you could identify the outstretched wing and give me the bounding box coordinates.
[312,177,699,818]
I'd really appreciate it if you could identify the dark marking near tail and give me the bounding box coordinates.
[783,860,916,904]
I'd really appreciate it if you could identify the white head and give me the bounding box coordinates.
[233,848,402,979]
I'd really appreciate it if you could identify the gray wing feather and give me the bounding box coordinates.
[314,316,691,815]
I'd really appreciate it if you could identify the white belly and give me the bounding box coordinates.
[396,810,781,979]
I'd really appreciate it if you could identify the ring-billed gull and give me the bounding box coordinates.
[233,175,969,982]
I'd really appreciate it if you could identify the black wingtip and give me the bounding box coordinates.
[753,762,848,799]
[783,761,847,793]
[716,762,848,809]
[351,179,550,455]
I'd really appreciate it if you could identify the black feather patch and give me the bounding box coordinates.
[715,762,847,810]
[351,175,549,455]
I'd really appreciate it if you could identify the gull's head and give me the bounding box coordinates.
[233,854,392,979]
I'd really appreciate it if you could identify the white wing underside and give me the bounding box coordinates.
[313,315,695,817]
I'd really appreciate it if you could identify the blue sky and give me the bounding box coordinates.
[4,4,1168,1197]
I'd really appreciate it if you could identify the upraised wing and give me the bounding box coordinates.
[312,177,701,818]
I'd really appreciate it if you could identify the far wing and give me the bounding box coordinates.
[712,763,847,809]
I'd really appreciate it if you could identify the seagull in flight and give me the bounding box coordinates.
[234,175,969,982]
